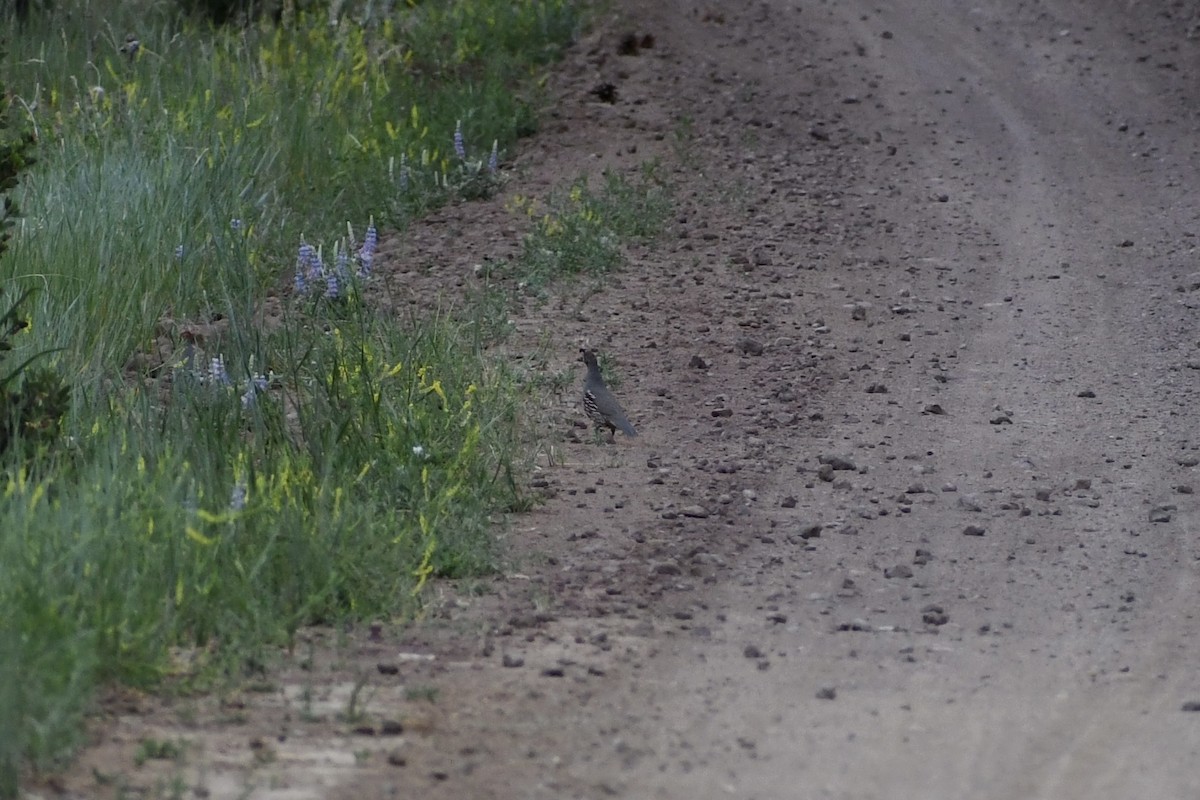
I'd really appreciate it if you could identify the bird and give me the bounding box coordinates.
[580,348,638,440]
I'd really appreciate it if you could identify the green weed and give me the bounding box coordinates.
[507,164,670,291]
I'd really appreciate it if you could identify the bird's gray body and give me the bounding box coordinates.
[580,349,637,438]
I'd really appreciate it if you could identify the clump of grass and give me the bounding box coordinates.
[507,164,671,291]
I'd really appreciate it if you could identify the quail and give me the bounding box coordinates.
[580,348,638,439]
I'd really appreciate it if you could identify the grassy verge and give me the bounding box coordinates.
[0,0,578,792]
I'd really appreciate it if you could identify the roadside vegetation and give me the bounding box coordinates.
[0,0,579,792]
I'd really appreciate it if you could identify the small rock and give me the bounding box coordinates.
[1177,456,1200,467]
[501,653,525,668]
[990,414,1013,425]
[851,304,867,321]
[865,382,889,394]
[1182,701,1200,712]
[1076,389,1096,398]
[1035,488,1053,502]
[815,687,837,700]
[962,525,986,537]
[780,495,798,508]
[743,644,764,659]
[377,663,400,676]
[819,455,857,471]
[1149,505,1175,523]
[689,354,708,369]
[913,549,932,565]
[798,523,823,539]
[380,719,404,736]
[957,495,983,512]
[387,750,407,767]
[921,605,949,626]
[541,666,565,678]
[885,564,914,579]
[737,338,765,356]
[681,505,710,518]
[923,403,946,415]
[1176,485,1193,495]
[711,407,733,418]
[652,561,683,576]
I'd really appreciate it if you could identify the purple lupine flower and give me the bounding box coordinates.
[453,120,466,160]
[336,244,350,280]
[208,355,230,386]
[295,242,317,293]
[241,373,268,407]
[229,482,247,511]
[488,140,499,174]
[324,270,339,299]
[357,222,377,278]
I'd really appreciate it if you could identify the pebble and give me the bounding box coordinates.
[816,687,837,700]
[780,495,798,508]
[737,338,765,356]
[963,525,986,537]
[1182,701,1200,712]
[819,454,858,471]
[957,495,983,512]
[921,605,949,626]
[865,382,889,394]
[689,354,708,369]
[797,523,823,539]
[502,653,525,668]
[885,564,914,579]
[1148,505,1175,523]
[681,505,710,518]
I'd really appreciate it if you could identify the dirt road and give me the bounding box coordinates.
[64,0,1200,797]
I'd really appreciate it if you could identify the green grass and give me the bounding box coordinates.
[508,163,671,291]
[0,0,579,793]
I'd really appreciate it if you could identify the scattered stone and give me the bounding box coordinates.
[380,719,404,736]
[962,525,986,537]
[737,338,765,356]
[921,605,949,626]
[957,495,983,512]
[1177,456,1200,467]
[652,561,683,576]
[743,644,764,659]
[1182,701,1200,712]
[1073,478,1092,491]
[387,750,407,767]
[885,564,914,579]
[681,505,710,518]
[1177,485,1194,495]
[1035,488,1053,501]
[502,653,525,668]
[817,463,835,482]
[689,354,708,369]
[1076,389,1096,398]
[780,495,798,508]
[815,687,837,700]
[913,549,932,565]
[923,403,946,415]
[353,725,377,736]
[905,483,928,494]
[541,666,565,678]
[1117,239,1134,247]
[989,414,1013,425]
[377,663,400,676]
[851,304,868,320]
[1149,505,1175,523]
[865,382,889,393]
[711,407,733,418]
[819,454,858,471]
[767,613,788,624]
[798,523,823,539]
